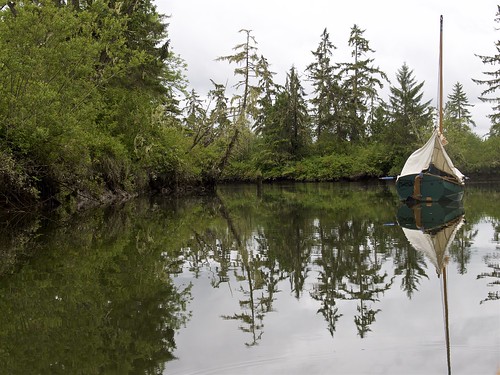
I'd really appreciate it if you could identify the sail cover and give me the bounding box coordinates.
[402,216,464,275]
[398,129,465,183]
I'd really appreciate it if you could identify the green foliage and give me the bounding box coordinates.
[473,5,500,135]
[0,1,199,207]
[0,148,40,206]
[0,2,498,210]
[444,82,476,131]
[0,199,192,373]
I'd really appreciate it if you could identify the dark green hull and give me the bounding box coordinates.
[397,199,464,231]
[396,173,464,202]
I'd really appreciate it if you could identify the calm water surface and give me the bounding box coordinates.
[0,182,498,374]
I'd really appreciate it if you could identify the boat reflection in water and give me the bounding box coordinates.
[397,200,465,375]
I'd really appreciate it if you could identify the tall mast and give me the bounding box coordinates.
[439,15,444,134]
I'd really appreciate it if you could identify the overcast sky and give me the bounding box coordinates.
[156,0,498,137]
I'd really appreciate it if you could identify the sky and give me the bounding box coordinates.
[155,0,499,137]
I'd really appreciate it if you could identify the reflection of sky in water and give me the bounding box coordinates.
[167,220,500,375]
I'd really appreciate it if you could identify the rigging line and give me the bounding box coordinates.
[439,15,444,134]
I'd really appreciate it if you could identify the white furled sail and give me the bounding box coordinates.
[398,129,465,184]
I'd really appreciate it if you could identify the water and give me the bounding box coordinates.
[0,182,498,375]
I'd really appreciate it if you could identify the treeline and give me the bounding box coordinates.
[0,1,499,210]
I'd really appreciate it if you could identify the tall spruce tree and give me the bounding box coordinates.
[306,28,341,142]
[444,82,476,131]
[215,29,263,176]
[285,67,311,158]
[262,67,310,161]
[253,55,277,135]
[473,5,500,136]
[387,63,433,150]
[340,24,388,142]
[217,29,261,119]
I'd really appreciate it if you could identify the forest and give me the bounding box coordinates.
[0,0,499,210]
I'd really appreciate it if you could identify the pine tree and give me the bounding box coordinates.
[444,82,475,131]
[216,29,261,119]
[215,29,262,176]
[340,24,388,142]
[262,67,311,160]
[473,5,500,136]
[253,55,277,135]
[387,63,433,147]
[306,28,340,141]
[285,67,311,158]
[184,89,209,148]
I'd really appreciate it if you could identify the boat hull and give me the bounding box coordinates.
[397,199,464,231]
[396,173,464,202]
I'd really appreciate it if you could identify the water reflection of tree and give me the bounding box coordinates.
[343,245,392,337]
[478,218,500,304]
[311,219,346,337]
[0,211,42,276]
[0,201,192,374]
[275,210,315,299]
[312,217,393,337]
[217,194,282,347]
[393,242,428,299]
[183,183,500,346]
[449,220,477,274]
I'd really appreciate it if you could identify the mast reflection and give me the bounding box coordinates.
[397,200,465,375]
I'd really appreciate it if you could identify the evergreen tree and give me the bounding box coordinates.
[444,82,475,131]
[473,5,500,136]
[306,28,340,141]
[387,63,433,146]
[340,24,388,142]
[262,67,311,161]
[216,29,260,119]
[206,80,231,143]
[285,67,312,158]
[184,89,208,148]
[253,55,277,135]
[369,102,390,142]
[215,29,263,176]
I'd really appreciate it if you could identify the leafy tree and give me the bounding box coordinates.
[473,5,500,136]
[0,0,193,207]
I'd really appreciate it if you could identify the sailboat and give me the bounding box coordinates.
[396,16,465,203]
[397,200,465,375]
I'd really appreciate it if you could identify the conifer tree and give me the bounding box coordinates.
[306,28,340,141]
[340,24,388,142]
[215,29,262,176]
[207,80,231,140]
[444,82,475,131]
[262,67,310,160]
[387,63,433,147]
[253,55,277,135]
[285,67,311,158]
[473,5,500,136]
[184,89,208,148]
[216,29,260,119]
